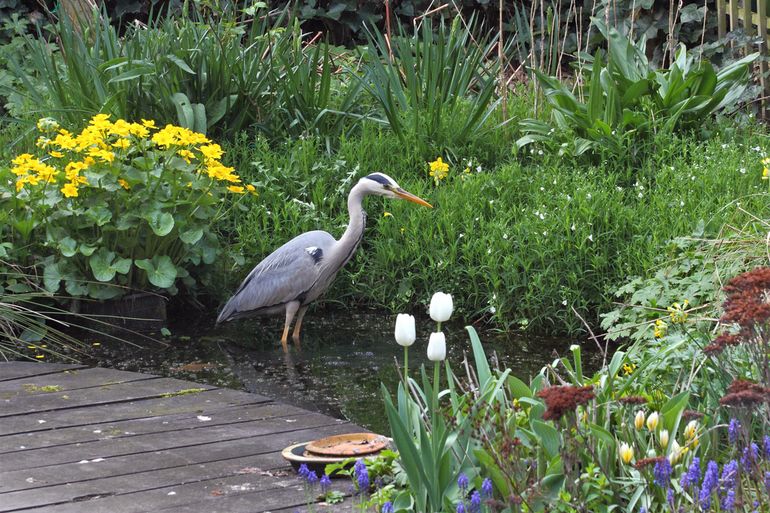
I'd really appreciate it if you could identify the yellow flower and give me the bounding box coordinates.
[634,410,645,431]
[619,442,634,464]
[383,212,393,218]
[622,363,636,375]
[227,185,245,194]
[178,149,196,163]
[53,132,76,150]
[49,151,64,158]
[205,161,240,182]
[646,411,659,432]
[199,143,224,160]
[36,164,59,183]
[118,179,130,190]
[109,119,131,137]
[246,184,257,194]
[37,117,59,132]
[659,429,669,449]
[65,161,88,179]
[667,300,689,323]
[141,119,157,129]
[61,182,79,198]
[684,420,698,440]
[35,354,45,359]
[654,319,668,338]
[128,123,149,138]
[112,138,131,150]
[428,157,449,183]
[763,167,769,180]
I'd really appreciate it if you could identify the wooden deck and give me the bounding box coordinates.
[0,362,362,512]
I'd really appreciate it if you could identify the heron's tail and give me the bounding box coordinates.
[215,298,236,325]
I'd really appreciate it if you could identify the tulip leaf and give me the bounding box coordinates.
[531,419,561,459]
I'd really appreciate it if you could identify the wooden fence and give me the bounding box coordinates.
[717,0,768,113]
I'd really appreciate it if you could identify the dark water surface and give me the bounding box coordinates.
[82,311,596,435]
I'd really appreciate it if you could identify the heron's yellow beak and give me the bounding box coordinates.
[395,188,432,208]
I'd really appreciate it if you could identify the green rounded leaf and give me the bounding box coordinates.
[179,228,203,245]
[135,255,177,289]
[90,249,118,282]
[145,211,175,237]
[59,237,78,257]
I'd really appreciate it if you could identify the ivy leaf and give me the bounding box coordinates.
[135,255,177,288]
[59,237,78,257]
[145,211,175,237]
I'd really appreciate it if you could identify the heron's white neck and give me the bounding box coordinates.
[328,182,368,270]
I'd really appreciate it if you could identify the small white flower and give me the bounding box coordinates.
[680,201,684,207]
[740,167,747,174]
[489,306,496,314]
[562,300,568,306]
[587,193,592,199]
[503,234,508,240]
[537,150,543,156]
[571,224,576,231]
[429,292,453,322]
[427,332,446,361]
[394,313,416,347]
[542,231,548,236]
[588,234,593,242]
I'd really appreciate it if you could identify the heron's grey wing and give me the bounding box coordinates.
[217,231,335,322]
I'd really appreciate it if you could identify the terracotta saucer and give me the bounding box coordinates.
[305,432,389,457]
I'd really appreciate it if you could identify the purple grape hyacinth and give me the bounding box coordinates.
[298,463,310,479]
[320,474,331,492]
[382,501,394,513]
[353,458,369,492]
[481,478,493,497]
[307,471,319,486]
[742,443,759,470]
[653,458,672,488]
[470,490,482,513]
[456,502,466,513]
[721,489,736,511]
[681,457,701,489]
[721,459,739,490]
[764,435,770,459]
[728,418,741,445]
[699,460,719,509]
[457,473,470,491]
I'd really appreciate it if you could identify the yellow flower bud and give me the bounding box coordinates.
[634,410,645,431]
[659,429,669,449]
[646,411,659,432]
[619,442,634,464]
[684,420,698,440]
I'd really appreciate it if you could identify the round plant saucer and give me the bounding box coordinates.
[281,433,390,476]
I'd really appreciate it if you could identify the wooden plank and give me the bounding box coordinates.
[0,423,353,511]
[0,363,87,382]
[0,377,218,418]
[730,0,740,32]
[0,410,343,475]
[744,0,755,36]
[0,401,309,454]
[717,0,727,38]
[0,367,156,394]
[151,482,354,513]
[0,387,269,437]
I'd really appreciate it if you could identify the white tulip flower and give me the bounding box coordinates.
[394,314,416,347]
[659,429,669,449]
[427,332,446,361]
[429,292,453,322]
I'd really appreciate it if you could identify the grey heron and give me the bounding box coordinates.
[216,172,432,352]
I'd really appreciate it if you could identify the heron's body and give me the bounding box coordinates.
[216,173,430,351]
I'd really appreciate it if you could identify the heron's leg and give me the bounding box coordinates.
[280,301,300,353]
[291,305,309,345]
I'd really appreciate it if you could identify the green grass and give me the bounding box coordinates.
[212,106,769,335]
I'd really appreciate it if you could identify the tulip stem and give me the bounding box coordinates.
[432,360,440,421]
[403,345,411,432]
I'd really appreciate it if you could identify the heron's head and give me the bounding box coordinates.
[359,172,432,208]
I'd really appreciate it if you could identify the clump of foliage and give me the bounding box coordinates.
[517,21,757,163]
[0,115,253,300]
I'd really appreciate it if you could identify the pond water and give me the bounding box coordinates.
[82,311,599,435]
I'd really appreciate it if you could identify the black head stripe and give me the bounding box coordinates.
[365,173,391,186]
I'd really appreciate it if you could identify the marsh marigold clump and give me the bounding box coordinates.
[536,385,594,421]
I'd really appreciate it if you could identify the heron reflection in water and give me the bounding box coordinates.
[216,173,432,352]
